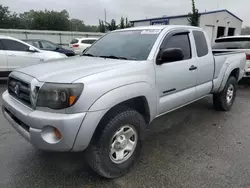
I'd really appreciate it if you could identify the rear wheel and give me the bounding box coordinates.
[85,106,146,178]
[213,76,237,111]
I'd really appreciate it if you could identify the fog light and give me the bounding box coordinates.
[41,126,62,144]
[54,128,62,139]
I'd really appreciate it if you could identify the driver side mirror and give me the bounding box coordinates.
[28,46,37,53]
[157,48,184,65]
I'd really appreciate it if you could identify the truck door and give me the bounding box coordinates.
[0,40,8,79]
[192,30,214,98]
[155,30,197,115]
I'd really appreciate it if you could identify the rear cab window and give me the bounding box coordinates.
[193,30,209,57]
[213,37,250,49]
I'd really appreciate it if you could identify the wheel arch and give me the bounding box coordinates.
[218,67,240,92]
[72,83,157,151]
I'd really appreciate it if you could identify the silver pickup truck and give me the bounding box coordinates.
[2,25,246,178]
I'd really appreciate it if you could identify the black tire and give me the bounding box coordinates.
[213,76,237,111]
[85,106,146,178]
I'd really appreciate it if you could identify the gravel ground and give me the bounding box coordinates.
[1,84,250,188]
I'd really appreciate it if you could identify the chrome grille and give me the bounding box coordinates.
[8,77,31,107]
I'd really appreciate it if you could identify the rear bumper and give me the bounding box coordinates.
[2,91,86,151]
[244,60,250,77]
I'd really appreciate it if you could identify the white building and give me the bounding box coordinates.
[130,10,243,44]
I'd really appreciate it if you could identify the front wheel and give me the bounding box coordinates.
[213,76,237,111]
[85,106,146,178]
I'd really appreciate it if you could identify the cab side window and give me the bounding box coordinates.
[1,39,29,51]
[161,33,192,60]
[193,30,208,57]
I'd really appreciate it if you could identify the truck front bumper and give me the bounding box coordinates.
[2,91,86,152]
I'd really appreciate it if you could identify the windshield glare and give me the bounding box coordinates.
[84,30,161,60]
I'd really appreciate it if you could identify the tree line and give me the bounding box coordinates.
[0,4,132,33]
[99,17,132,32]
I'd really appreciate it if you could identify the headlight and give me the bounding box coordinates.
[36,83,83,109]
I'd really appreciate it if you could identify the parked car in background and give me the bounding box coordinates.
[0,36,66,79]
[23,39,75,57]
[69,37,98,55]
[2,26,246,178]
[213,36,250,77]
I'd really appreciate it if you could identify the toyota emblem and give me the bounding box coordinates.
[14,84,20,96]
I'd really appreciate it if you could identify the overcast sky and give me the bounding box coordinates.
[1,0,249,26]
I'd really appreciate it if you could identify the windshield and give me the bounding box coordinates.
[213,37,250,49]
[84,30,161,60]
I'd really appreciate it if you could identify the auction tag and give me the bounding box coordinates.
[141,29,161,34]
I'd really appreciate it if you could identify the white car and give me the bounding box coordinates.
[0,36,66,79]
[213,35,250,77]
[69,37,98,55]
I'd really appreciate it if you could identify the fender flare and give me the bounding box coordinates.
[88,82,158,120]
[72,82,158,151]
[218,60,240,92]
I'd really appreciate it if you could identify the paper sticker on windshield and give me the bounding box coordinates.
[141,29,161,34]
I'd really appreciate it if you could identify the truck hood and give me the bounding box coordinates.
[16,56,132,83]
[40,50,67,59]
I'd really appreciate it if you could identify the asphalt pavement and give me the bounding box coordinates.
[1,84,250,188]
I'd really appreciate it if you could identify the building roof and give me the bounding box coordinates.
[112,25,203,32]
[130,9,243,23]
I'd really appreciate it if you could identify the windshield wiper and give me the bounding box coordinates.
[82,53,95,57]
[99,55,128,60]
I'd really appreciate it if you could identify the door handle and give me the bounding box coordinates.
[189,65,197,71]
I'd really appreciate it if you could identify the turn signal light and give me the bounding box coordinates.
[69,96,77,106]
[54,128,62,139]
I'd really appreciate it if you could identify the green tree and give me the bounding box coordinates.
[70,18,85,31]
[29,9,70,30]
[125,17,131,28]
[8,12,21,29]
[0,5,10,28]
[241,26,250,35]
[99,19,105,32]
[187,0,200,26]
[107,19,117,31]
[0,5,21,28]
[0,4,99,32]
[19,11,35,29]
[120,17,125,29]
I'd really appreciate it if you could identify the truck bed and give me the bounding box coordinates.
[212,50,246,92]
[212,50,244,56]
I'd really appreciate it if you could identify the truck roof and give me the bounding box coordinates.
[113,25,203,32]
